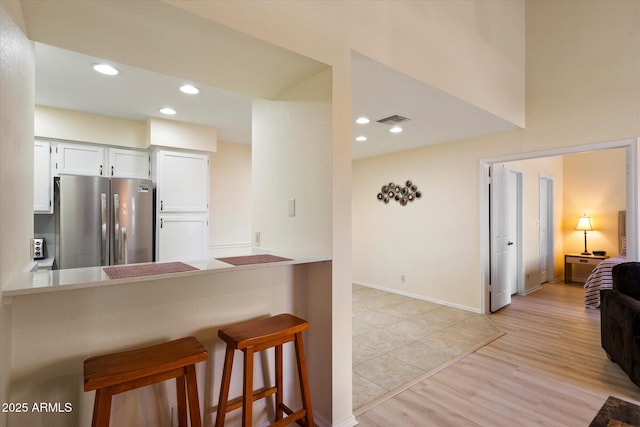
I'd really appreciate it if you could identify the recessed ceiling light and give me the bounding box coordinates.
[92,63,119,76]
[389,126,403,134]
[355,117,370,125]
[355,136,367,142]
[179,84,200,95]
[159,107,176,115]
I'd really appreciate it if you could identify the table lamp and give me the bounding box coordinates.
[576,215,593,255]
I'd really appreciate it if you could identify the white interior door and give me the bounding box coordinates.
[491,165,518,312]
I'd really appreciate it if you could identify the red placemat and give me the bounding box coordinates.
[103,262,198,279]
[215,254,292,266]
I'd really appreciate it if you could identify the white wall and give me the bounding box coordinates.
[0,2,34,426]
[168,0,526,128]
[563,149,627,279]
[252,69,332,257]
[209,141,252,253]
[35,106,147,149]
[353,0,640,312]
[147,117,217,152]
[563,149,628,256]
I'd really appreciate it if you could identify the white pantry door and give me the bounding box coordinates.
[491,165,518,312]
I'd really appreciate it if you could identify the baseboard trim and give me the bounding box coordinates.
[352,281,481,314]
[328,415,358,427]
[521,285,542,295]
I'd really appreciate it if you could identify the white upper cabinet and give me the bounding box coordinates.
[108,148,150,179]
[34,140,53,213]
[55,142,151,180]
[154,150,209,213]
[56,142,106,176]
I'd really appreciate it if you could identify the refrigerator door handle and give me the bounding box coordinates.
[122,227,128,264]
[113,193,120,264]
[101,193,107,266]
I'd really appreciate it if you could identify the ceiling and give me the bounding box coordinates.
[350,52,518,159]
[35,43,254,145]
[31,3,518,159]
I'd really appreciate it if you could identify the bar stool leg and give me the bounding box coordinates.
[176,374,188,427]
[92,388,113,427]
[185,365,203,427]
[242,347,254,427]
[275,344,284,421]
[294,332,314,427]
[215,345,235,427]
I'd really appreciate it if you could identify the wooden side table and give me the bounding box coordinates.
[564,254,608,283]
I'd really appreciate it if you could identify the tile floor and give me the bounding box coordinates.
[352,284,503,412]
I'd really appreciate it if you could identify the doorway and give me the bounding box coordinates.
[480,138,640,314]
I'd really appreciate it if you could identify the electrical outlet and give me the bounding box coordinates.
[255,231,261,247]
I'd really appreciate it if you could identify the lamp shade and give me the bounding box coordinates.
[576,216,593,231]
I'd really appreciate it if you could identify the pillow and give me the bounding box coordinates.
[620,236,627,256]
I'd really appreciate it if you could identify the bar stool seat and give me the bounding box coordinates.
[215,313,313,427]
[84,336,208,427]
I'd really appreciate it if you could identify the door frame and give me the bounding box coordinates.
[479,137,640,314]
[539,174,555,284]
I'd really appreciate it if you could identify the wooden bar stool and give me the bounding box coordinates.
[215,313,313,427]
[84,336,208,427]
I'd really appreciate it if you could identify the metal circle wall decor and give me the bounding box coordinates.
[376,180,421,206]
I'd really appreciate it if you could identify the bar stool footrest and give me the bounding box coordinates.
[270,406,306,427]
[224,385,277,413]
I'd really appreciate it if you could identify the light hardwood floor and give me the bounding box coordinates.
[356,282,640,426]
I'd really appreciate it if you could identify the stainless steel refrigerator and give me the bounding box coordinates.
[54,175,153,269]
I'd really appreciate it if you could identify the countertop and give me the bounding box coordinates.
[3,252,331,298]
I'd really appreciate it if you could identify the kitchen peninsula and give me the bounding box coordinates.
[4,254,333,426]
[4,253,329,297]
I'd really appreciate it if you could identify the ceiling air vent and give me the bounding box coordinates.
[376,115,411,125]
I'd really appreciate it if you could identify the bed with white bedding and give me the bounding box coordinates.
[584,255,626,308]
[583,211,626,308]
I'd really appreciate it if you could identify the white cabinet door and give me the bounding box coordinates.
[156,150,209,213]
[156,214,209,262]
[108,148,150,179]
[56,142,106,176]
[34,140,53,213]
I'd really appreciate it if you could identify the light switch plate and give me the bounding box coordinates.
[288,199,296,217]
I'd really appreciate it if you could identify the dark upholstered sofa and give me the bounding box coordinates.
[600,262,640,387]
